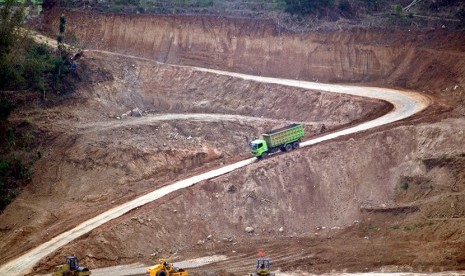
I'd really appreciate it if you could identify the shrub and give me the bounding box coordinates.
[364,0,381,13]
[0,160,8,175]
[0,56,25,90]
[114,0,140,5]
[401,182,409,190]
[137,3,145,13]
[391,4,403,17]
[284,0,335,16]
[23,44,55,92]
[0,98,13,123]
[199,0,214,7]
[430,0,457,10]
[0,155,34,210]
[458,8,465,26]
[338,0,353,17]
[7,128,14,148]
[0,0,25,57]
[0,183,17,210]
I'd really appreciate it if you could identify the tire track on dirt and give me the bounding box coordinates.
[0,50,430,276]
[77,113,311,133]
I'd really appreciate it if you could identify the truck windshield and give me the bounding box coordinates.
[250,142,263,150]
[257,260,270,269]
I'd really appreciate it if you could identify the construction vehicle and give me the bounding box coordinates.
[250,123,304,159]
[51,256,91,276]
[146,259,188,276]
[248,257,275,276]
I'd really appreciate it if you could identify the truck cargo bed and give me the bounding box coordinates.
[262,124,304,148]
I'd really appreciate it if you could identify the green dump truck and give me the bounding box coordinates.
[250,123,304,159]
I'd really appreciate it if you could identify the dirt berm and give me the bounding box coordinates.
[1,9,465,275]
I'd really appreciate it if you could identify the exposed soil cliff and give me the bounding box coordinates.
[42,10,465,94]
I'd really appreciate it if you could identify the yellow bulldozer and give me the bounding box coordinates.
[52,256,91,276]
[146,259,188,276]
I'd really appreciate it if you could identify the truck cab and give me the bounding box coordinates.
[256,258,272,274]
[250,139,268,158]
[250,124,304,159]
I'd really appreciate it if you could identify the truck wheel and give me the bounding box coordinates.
[285,144,293,151]
[262,152,269,159]
[62,271,73,276]
[292,141,300,149]
[156,271,167,276]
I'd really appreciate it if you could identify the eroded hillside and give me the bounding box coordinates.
[1,8,465,276]
[41,10,465,95]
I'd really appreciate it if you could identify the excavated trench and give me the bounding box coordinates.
[1,9,465,275]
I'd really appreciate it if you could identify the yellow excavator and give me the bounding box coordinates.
[51,256,91,276]
[146,259,188,276]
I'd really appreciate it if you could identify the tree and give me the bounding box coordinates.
[54,14,72,95]
[57,14,66,55]
[0,0,26,90]
[0,0,25,57]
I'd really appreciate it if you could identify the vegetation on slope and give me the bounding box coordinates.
[0,0,77,211]
[48,0,465,30]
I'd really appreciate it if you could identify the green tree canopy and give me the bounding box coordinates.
[0,0,25,57]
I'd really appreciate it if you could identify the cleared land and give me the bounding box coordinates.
[1,8,465,276]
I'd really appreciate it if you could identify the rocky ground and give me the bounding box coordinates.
[1,8,465,276]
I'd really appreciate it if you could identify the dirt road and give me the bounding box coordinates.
[0,56,430,276]
[37,261,465,276]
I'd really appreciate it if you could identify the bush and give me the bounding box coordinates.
[401,182,409,190]
[23,44,55,92]
[137,3,145,13]
[0,110,42,210]
[0,0,25,57]
[0,98,13,123]
[0,1,77,211]
[430,0,457,10]
[338,0,354,17]
[0,182,17,210]
[199,0,214,7]
[364,0,381,13]
[391,4,403,17]
[284,0,335,16]
[114,0,140,5]
[458,8,465,26]
[1,7,76,97]
[0,155,34,210]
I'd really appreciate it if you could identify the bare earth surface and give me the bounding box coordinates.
[0,55,429,275]
[1,8,465,276]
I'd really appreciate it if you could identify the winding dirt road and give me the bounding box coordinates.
[0,53,430,276]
